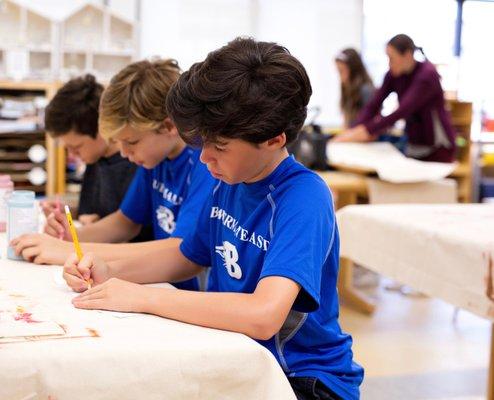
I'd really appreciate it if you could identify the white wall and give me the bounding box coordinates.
[362,0,456,90]
[139,0,252,70]
[139,0,363,126]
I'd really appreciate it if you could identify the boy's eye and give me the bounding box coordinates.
[214,145,226,152]
[126,140,139,145]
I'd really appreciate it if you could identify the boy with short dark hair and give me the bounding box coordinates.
[43,74,138,226]
[63,38,363,399]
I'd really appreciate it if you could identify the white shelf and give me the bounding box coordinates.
[0,1,138,82]
[62,4,104,52]
[0,50,4,76]
[93,49,134,57]
[26,9,51,47]
[93,54,132,81]
[0,0,22,47]
[109,14,133,52]
[62,52,86,73]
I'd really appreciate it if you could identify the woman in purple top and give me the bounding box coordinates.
[333,34,457,163]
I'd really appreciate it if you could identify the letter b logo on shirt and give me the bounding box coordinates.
[215,241,242,279]
[156,205,176,234]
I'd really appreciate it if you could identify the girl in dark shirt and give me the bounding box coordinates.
[334,34,457,163]
[335,48,375,128]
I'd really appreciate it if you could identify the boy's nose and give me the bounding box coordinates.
[119,143,131,158]
[200,147,212,164]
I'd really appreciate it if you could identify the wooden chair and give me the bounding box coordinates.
[446,99,473,203]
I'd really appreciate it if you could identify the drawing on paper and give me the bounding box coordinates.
[0,291,99,343]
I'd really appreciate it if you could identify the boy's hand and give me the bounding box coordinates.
[63,253,110,293]
[10,233,72,265]
[44,208,71,241]
[71,277,147,313]
[79,213,100,226]
[40,200,60,217]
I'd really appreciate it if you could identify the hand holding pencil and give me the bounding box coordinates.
[64,205,93,290]
[63,252,110,293]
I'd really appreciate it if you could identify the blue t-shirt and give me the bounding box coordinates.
[180,156,363,399]
[121,146,216,291]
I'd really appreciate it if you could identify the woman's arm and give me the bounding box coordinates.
[363,72,439,135]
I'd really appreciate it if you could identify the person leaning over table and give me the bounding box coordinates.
[333,33,457,163]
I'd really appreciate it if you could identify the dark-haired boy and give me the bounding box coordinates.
[63,38,363,399]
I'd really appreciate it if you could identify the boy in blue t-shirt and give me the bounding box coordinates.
[14,60,215,291]
[63,39,363,398]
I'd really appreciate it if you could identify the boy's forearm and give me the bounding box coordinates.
[107,245,202,284]
[81,238,181,262]
[141,288,273,340]
[77,211,140,243]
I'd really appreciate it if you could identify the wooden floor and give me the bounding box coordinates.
[339,280,491,400]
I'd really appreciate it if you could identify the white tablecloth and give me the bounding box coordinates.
[337,204,494,321]
[0,236,295,400]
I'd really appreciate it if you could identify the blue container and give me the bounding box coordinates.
[480,178,494,201]
[7,190,37,260]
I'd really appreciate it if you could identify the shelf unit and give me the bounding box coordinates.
[0,130,46,192]
[0,79,63,196]
[0,0,57,80]
[0,0,138,82]
[0,1,139,197]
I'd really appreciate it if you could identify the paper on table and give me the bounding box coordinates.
[0,283,98,343]
[0,324,98,344]
[0,299,65,339]
[326,142,456,183]
[0,320,65,338]
[375,157,457,183]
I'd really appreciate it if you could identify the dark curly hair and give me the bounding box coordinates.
[45,74,103,138]
[166,37,312,146]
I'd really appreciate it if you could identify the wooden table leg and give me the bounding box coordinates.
[338,257,376,315]
[488,323,494,400]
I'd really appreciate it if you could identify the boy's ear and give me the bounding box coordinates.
[159,118,179,136]
[265,132,286,149]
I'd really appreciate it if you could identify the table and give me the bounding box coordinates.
[0,236,295,400]
[337,203,494,399]
[319,143,462,314]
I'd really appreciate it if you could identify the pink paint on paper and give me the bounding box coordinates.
[14,312,40,323]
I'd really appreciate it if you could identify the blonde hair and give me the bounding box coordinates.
[99,58,181,139]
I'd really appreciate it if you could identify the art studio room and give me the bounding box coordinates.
[1,0,494,399]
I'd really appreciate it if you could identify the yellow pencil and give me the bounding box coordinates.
[64,205,92,289]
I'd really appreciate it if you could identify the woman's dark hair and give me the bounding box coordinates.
[335,48,374,126]
[166,37,312,146]
[45,74,103,138]
[387,34,426,58]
